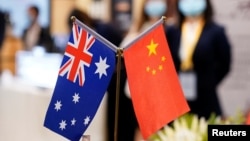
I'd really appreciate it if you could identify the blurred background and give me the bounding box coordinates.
[0,0,250,141]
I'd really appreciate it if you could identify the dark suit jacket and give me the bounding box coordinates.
[0,11,5,49]
[22,26,56,53]
[166,21,231,119]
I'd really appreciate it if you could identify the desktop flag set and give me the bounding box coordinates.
[123,20,190,139]
[44,17,189,141]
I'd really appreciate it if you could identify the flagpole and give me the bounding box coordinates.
[122,18,164,50]
[71,16,118,52]
[114,49,123,141]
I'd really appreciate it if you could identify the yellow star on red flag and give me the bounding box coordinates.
[145,39,166,75]
[147,39,158,56]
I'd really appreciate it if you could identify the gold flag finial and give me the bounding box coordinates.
[161,16,167,21]
[116,48,123,57]
[71,16,76,23]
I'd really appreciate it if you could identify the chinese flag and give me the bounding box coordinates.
[123,21,190,139]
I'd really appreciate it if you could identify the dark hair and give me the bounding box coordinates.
[29,5,39,16]
[177,0,214,25]
[67,8,94,29]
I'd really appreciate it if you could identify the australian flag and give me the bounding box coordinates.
[44,22,116,141]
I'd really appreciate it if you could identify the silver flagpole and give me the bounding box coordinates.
[122,17,164,51]
[71,16,118,52]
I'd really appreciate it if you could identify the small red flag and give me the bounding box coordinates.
[123,20,190,139]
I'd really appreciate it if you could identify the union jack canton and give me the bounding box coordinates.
[59,23,95,86]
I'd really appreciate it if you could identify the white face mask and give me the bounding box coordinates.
[178,0,207,17]
[144,1,167,18]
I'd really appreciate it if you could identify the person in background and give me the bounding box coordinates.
[118,0,171,140]
[166,0,232,119]
[66,8,124,141]
[0,10,6,75]
[22,5,56,53]
[120,0,172,47]
[0,10,6,49]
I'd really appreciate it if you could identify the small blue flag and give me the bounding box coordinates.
[44,22,116,141]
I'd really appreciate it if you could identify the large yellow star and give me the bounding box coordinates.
[147,39,158,56]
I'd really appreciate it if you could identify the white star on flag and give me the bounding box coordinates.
[84,116,91,126]
[54,100,62,111]
[95,56,110,79]
[71,118,76,126]
[59,120,67,130]
[72,93,80,104]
